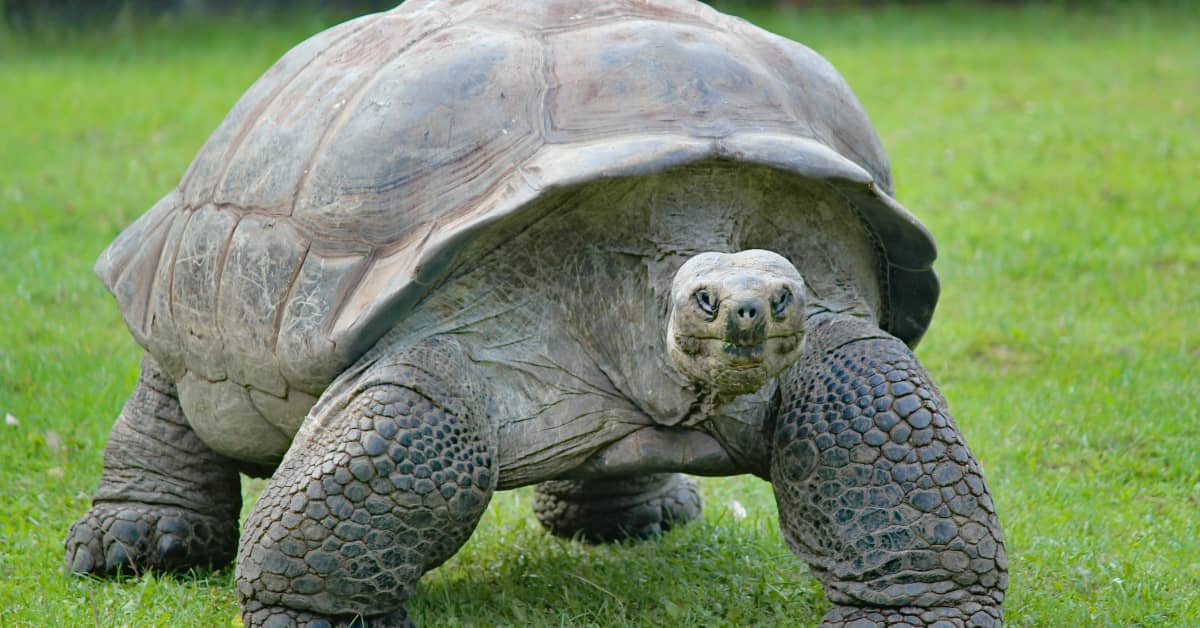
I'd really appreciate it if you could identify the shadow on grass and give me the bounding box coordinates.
[411,517,827,626]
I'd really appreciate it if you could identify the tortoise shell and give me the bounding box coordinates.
[96,0,936,415]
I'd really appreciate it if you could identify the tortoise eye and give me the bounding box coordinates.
[694,289,718,319]
[771,289,791,319]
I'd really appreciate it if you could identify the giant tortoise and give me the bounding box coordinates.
[66,0,1007,625]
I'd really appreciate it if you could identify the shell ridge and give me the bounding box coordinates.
[321,247,375,354]
[534,9,716,35]
[208,201,294,219]
[353,155,549,335]
[335,130,932,351]
[745,25,885,178]
[886,260,935,273]
[831,125,891,194]
[534,29,552,148]
[270,240,313,378]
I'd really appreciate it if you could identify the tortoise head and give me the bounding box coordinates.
[668,250,807,396]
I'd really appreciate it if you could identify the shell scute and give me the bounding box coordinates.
[177,373,292,463]
[212,11,451,214]
[179,13,378,210]
[216,216,308,397]
[170,206,241,382]
[739,25,893,194]
[292,25,544,244]
[275,243,370,394]
[97,191,176,345]
[145,209,190,379]
[249,387,319,437]
[545,20,791,142]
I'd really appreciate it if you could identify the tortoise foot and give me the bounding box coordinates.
[534,473,702,543]
[65,501,237,576]
[822,603,1002,628]
[242,601,414,628]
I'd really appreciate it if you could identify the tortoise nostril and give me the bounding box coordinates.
[726,299,768,345]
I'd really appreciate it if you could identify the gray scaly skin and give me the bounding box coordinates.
[773,316,1006,627]
[235,339,495,626]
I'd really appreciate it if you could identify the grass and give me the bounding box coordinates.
[1,3,1198,626]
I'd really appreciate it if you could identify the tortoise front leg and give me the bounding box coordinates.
[771,316,1007,627]
[236,339,496,627]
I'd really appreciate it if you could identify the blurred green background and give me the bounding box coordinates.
[1,1,1197,626]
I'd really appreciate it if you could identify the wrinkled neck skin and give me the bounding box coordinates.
[388,163,882,486]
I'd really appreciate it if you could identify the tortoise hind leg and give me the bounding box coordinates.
[236,339,496,627]
[533,473,702,543]
[65,353,242,575]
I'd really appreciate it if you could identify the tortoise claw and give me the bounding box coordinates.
[64,502,236,575]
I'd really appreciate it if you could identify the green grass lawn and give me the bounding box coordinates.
[1,3,1197,626]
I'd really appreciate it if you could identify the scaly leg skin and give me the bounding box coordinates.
[65,354,242,575]
[236,339,496,627]
[771,316,1007,627]
[533,473,702,543]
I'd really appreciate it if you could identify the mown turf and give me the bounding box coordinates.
[1,3,1197,626]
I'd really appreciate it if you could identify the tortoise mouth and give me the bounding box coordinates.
[675,334,802,362]
[722,342,766,366]
[670,332,804,395]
